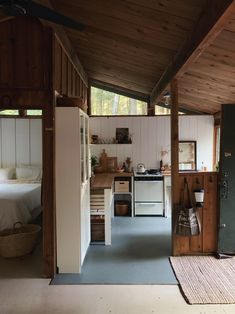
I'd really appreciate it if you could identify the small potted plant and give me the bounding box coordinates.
[91,155,98,176]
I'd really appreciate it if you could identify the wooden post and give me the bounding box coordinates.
[170,79,179,256]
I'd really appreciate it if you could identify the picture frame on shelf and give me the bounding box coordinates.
[116,128,129,144]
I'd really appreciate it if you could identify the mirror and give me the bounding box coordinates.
[179,141,197,171]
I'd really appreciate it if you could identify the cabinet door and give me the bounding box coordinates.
[84,115,90,180]
[80,111,85,183]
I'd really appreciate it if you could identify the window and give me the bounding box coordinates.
[0,109,42,117]
[26,110,42,116]
[155,105,171,115]
[90,87,147,116]
[0,110,19,116]
[155,105,185,115]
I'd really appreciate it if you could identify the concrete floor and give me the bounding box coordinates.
[1,279,235,313]
[53,217,176,284]
[1,219,235,312]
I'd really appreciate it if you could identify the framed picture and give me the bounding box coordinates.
[179,141,197,171]
[116,128,129,144]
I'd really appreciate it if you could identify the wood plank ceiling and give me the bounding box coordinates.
[178,18,235,113]
[50,0,208,106]
[9,0,235,114]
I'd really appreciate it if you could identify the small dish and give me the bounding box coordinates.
[116,168,124,173]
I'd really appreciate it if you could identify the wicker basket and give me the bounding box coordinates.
[115,201,129,216]
[0,222,41,258]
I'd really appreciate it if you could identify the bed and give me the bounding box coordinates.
[0,181,42,231]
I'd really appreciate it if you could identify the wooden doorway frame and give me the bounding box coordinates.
[0,104,55,278]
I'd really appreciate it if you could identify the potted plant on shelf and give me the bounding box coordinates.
[91,155,98,177]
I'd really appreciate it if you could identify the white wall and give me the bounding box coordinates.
[0,118,42,167]
[90,115,214,171]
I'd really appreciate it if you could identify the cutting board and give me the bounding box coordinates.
[98,150,117,173]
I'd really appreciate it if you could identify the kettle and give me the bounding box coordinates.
[137,163,146,173]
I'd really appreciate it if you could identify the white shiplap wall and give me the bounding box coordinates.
[0,118,42,167]
[90,115,214,171]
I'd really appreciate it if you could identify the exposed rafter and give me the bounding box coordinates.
[150,0,235,106]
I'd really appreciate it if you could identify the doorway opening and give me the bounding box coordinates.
[0,109,44,278]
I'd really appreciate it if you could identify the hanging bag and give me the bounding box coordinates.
[174,179,201,236]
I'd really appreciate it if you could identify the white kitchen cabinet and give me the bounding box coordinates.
[55,107,90,273]
[164,175,172,217]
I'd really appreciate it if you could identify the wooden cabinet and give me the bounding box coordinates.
[114,176,133,216]
[55,107,90,273]
[90,216,105,242]
[90,187,113,245]
[173,172,218,255]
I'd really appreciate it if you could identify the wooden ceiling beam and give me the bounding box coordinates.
[150,0,235,106]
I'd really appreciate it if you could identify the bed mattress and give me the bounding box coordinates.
[0,182,41,231]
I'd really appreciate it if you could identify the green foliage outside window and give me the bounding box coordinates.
[0,109,42,117]
[0,110,19,115]
[91,87,147,116]
[26,110,42,116]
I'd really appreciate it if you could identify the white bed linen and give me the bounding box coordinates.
[0,182,41,231]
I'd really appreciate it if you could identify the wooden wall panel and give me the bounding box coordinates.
[53,35,88,106]
[203,174,218,253]
[0,17,47,90]
[61,52,68,96]
[0,17,52,108]
[0,20,13,88]
[54,38,62,93]
[173,172,218,255]
[190,175,204,252]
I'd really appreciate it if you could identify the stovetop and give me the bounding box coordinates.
[134,169,162,177]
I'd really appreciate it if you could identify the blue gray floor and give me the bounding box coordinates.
[52,217,177,285]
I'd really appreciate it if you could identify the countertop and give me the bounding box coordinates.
[91,172,133,190]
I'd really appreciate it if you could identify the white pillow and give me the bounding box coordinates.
[0,168,15,180]
[16,166,42,181]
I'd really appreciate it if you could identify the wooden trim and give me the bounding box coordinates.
[0,90,48,108]
[170,79,179,256]
[150,0,235,106]
[56,96,84,107]
[157,101,208,115]
[42,27,56,278]
[87,80,91,116]
[214,111,221,126]
[213,124,221,170]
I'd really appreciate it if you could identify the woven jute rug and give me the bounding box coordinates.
[170,255,235,304]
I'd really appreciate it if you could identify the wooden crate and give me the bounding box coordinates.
[90,216,105,242]
[114,181,129,192]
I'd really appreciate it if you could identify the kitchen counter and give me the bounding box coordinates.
[91,172,133,190]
